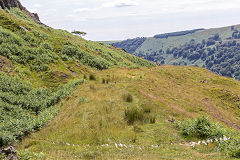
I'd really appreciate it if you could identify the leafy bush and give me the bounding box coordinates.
[177,116,226,139]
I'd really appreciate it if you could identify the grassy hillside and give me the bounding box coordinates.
[110,25,240,81]
[1,3,240,160]
[17,66,240,159]
[0,5,154,151]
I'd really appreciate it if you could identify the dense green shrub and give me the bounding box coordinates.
[177,116,226,139]
[0,27,57,71]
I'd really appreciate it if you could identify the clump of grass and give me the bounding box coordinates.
[102,78,106,84]
[125,106,144,125]
[149,114,156,124]
[123,93,133,103]
[78,97,87,103]
[89,74,96,81]
[124,105,156,125]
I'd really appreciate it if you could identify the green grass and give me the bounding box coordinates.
[17,66,240,159]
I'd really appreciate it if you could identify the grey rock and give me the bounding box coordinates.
[0,0,24,10]
[0,0,45,26]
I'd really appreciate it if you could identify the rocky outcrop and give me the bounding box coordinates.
[0,146,18,160]
[0,0,23,10]
[0,0,44,25]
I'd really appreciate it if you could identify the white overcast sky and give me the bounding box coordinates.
[20,0,240,41]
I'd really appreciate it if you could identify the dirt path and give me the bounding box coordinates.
[203,98,240,130]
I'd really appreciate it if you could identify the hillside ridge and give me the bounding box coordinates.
[109,25,240,80]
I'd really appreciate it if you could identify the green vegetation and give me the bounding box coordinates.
[177,117,240,159]
[1,3,240,160]
[0,5,154,151]
[153,29,205,39]
[112,37,146,53]
[125,105,156,125]
[0,7,154,76]
[163,36,240,80]
[177,116,226,139]
[0,71,84,147]
[110,25,240,80]
[17,66,240,159]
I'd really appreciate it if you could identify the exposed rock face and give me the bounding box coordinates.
[0,146,18,160]
[0,0,23,10]
[0,0,43,25]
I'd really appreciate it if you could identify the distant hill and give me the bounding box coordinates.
[109,26,240,80]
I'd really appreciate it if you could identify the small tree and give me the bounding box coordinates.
[71,30,87,37]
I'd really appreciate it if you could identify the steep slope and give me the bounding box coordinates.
[110,25,240,80]
[1,1,240,159]
[0,0,154,151]
[17,66,240,159]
